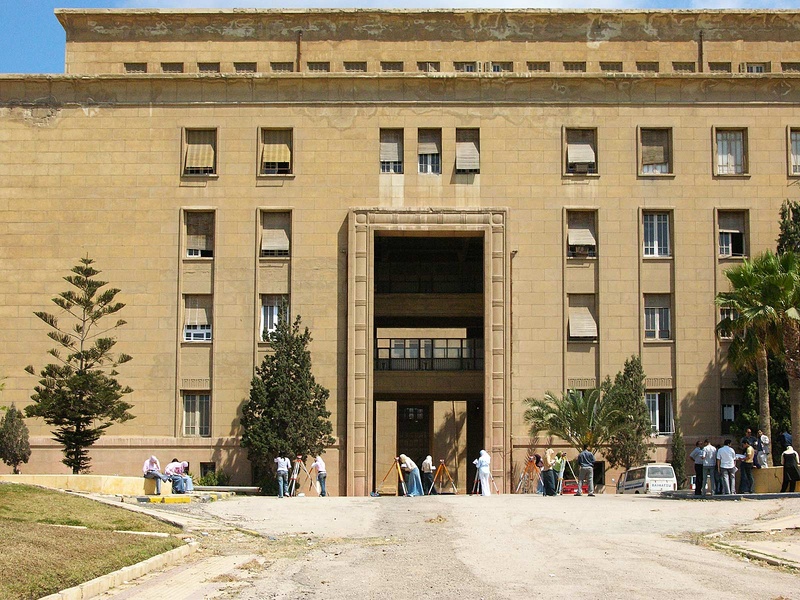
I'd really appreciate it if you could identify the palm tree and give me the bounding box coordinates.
[523,388,620,454]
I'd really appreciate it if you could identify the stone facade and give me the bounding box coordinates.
[1,9,799,492]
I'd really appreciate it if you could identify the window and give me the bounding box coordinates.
[672,62,696,73]
[639,128,672,175]
[567,211,597,258]
[184,295,212,341]
[380,129,403,174]
[563,61,586,73]
[307,62,330,72]
[344,61,367,72]
[644,295,671,340]
[417,129,441,175]
[417,61,440,73]
[235,62,257,73]
[271,62,294,73]
[643,212,670,257]
[124,62,147,73]
[381,61,403,72]
[718,307,740,339]
[565,128,597,175]
[527,61,550,72]
[490,62,512,73]
[718,211,746,257]
[261,211,291,257]
[742,62,769,73]
[186,212,214,258]
[789,128,800,175]
[183,393,210,437]
[183,129,217,176]
[200,462,216,477]
[600,62,622,72]
[260,294,288,340]
[161,62,184,73]
[721,389,743,434]
[783,62,800,73]
[709,62,732,73]
[568,294,598,341]
[645,391,674,434]
[454,62,478,73]
[198,62,220,73]
[714,128,748,175]
[636,62,659,73]
[455,129,480,174]
[260,129,292,175]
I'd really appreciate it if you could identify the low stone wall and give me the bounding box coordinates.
[0,474,173,496]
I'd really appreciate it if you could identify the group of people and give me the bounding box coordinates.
[274,452,327,498]
[142,456,194,494]
[690,429,800,495]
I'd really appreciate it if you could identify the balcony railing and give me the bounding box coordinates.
[374,338,484,371]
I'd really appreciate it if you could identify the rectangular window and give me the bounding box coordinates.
[261,211,291,257]
[715,128,748,175]
[643,212,670,257]
[417,61,440,73]
[718,307,740,339]
[527,61,550,72]
[183,393,211,437]
[563,61,586,73]
[721,388,743,434]
[186,211,214,258]
[198,62,220,73]
[454,62,478,73]
[672,62,696,73]
[783,62,800,73]
[344,61,367,72]
[307,62,330,72]
[742,62,769,73]
[381,61,403,72]
[124,62,147,73]
[790,128,800,175]
[260,294,289,340]
[644,295,671,340]
[718,211,746,257]
[271,62,294,73]
[417,129,441,175]
[260,128,293,175]
[161,62,184,73]
[234,62,257,73]
[600,62,622,72]
[565,128,597,175]
[183,129,217,176]
[636,62,659,73]
[640,128,672,175]
[645,391,674,434]
[184,295,212,341]
[490,62,512,73]
[455,129,480,174]
[568,294,598,341]
[709,62,732,73]
[567,211,597,258]
[380,129,404,174]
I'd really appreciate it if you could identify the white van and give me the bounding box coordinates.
[617,463,677,494]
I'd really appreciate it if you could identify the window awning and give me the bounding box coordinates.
[418,129,441,155]
[261,129,292,165]
[567,143,595,164]
[261,229,290,253]
[185,297,211,325]
[567,228,597,246]
[456,130,480,170]
[380,130,403,162]
[184,130,216,170]
[568,306,597,338]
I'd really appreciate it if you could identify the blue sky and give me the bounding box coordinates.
[2,0,798,74]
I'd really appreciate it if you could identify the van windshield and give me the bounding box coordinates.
[647,466,675,478]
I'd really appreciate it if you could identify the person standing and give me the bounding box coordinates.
[701,440,718,495]
[142,455,169,495]
[689,441,705,496]
[542,448,557,496]
[553,452,566,494]
[741,428,757,448]
[399,454,424,496]
[275,452,291,498]
[716,439,737,495]
[756,429,770,468]
[740,440,755,494]
[473,449,492,496]
[421,455,435,495]
[575,445,595,497]
[311,455,327,497]
[780,446,800,493]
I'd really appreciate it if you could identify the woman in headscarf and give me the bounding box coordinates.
[780,445,800,493]
[473,449,492,496]
[542,448,557,496]
[421,455,436,495]
[399,454,424,496]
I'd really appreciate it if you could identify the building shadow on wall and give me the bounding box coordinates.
[432,402,467,492]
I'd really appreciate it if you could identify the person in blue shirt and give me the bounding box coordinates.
[575,445,595,496]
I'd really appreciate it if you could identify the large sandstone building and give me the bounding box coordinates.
[1,9,798,493]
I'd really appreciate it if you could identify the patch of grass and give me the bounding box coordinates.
[0,484,180,532]
[0,521,182,600]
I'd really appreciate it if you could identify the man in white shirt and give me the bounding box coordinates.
[701,440,718,496]
[689,441,705,496]
[275,453,291,498]
[716,439,737,495]
[312,455,327,497]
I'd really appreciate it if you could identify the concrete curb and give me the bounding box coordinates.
[40,542,198,600]
[712,541,800,570]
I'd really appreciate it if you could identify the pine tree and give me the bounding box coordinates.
[240,304,334,482]
[25,257,134,474]
[670,417,686,489]
[0,404,31,474]
[602,356,654,470]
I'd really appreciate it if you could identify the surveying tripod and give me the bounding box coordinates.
[376,457,408,496]
[515,455,545,494]
[471,467,501,495]
[288,455,315,497]
[428,459,458,495]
